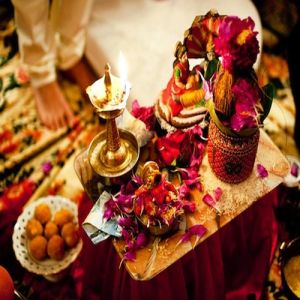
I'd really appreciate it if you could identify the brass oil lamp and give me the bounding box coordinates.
[86,60,139,179]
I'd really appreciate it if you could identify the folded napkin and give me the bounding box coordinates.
[82,191,121,244]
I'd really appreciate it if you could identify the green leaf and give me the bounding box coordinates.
[261,83,274,122]
[206,99,257,137]
[204,58,218,80]
[269,78,284,90]
[0,55,8,68]
[195,98,206,107]
[3,73,20,94]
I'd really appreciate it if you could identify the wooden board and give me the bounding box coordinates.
[76,129,289,280]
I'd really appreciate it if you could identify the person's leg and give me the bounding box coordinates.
[12,0,74,130]
[33,81,74,130]
[12,0,56,87]
[55,0,96,94]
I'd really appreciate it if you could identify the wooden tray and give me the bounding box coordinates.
[75,129,289,280]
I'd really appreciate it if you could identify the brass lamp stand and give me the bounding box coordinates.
[87,64,139,178]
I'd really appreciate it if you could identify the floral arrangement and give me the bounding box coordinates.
[133,172,182,229]
[103,164,201,260]
[199,14,275,184]
[211,16,273,134]
[214,17,259,72]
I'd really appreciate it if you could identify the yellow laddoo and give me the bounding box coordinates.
[47,235,65,260]
[61,222,79,248]
[29,235,48,261]
[26,218,43,240]
[54,208,74,227]
[44,221,59,240]
[34,203,51,224]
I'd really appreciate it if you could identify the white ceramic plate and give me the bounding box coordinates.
[13,195,83,276]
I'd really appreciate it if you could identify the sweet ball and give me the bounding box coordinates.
[26,218,43,240]
[34,203,52,224]
[47,235,65,260]
[61,222,79,248]
[29,235,48,261]
[54,208,74,227]
[44,221,59,239]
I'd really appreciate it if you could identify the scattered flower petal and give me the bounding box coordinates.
[291,162,299,177]
[41,161,53,175]
[156,126,206,168]
[103,198,117,220]
[213,187,223,201]
[118,217,134,228]
[135,232,148,248]
[202,193,216,207]
[121,228,131,242]
[123,251,136,261]
[257,164,268,178]
[131,100,156,131]
[189,224,207,236]
[156,131,186,166]
[180,224,207,243]
[180,231,192,243]
[181,200,196,213]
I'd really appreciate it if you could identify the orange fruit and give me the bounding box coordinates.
[0,265,14,300]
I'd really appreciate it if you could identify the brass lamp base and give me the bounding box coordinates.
[88,129,139,178]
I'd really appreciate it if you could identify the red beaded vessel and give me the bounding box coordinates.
[207,121,260,184]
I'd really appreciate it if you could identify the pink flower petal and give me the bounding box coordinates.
[180,231,192,243]
[123,251,136,261]
[202,193,216,207]
[131,100,155,131]
[156,131,185,166]
[189,224,207,237]
[104,198,116,220]
[41,161,53,174]
[229,79,260,132]
[118,217,134,227]
[213,187,223,201]
[180,224,207,243]
[257,164,268,178]
[181,200,196,213]
[121,229,131,242]
[291,162,299,177]
[135,232,148,248]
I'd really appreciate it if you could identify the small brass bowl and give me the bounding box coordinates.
[138,215,182,237]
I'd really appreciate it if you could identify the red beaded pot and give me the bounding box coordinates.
[207,121,260,184]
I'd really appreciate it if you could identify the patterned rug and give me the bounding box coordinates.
[0,16,299,299]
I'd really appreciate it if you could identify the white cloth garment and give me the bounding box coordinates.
[12,0,94,87]
[85,0,262,108]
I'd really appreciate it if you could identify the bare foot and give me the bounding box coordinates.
[62,57,97,98]
[33,81,74,130]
